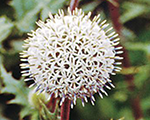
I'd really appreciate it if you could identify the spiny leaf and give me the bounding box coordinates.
[125,42,150,54]
[0,16,14,43]
[121,27,136,41]
[120,2,148,23]
[39,99,60,120]
[81,1,101,13]
[10,0,66,33]
[119,107,134,120]
[113,91,128,102]
[9,0,36,20]
[141,96,150,111]
[0,65,30,105]
[39,0,66,20]
[10,0,40,32]
[120,65,150,75]
[0,104,10,120]
[0,65,34,119]
[134,65,150,89]
[10,39,24,52]
[15,5,40,33]
[107,0,119,7]
[136,0,150,5]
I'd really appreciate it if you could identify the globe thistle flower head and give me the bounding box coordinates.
[20,8,123,108]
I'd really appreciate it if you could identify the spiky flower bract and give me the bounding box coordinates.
[20,8,123,108]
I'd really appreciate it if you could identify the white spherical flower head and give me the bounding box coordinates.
[20,8,123,108]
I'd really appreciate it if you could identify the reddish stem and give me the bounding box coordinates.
[47,93,57,113]
[108,0,143,119]
[108,0,121,32]
[70,0,79,12]
[60,98,71,120]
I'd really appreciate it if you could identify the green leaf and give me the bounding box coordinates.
[39,0,66,20]
[10,39,24,52]
[119,108,134,120]
[141,96,150,111]
[121,27,136,41]
[11,0,66,32]
[0,65,34,119]
[10,0,40,32]
[113,91,128,102]
[15,5,41,33]
[82,1,101,13]
[9,0,37,20]
[0,104,10,120]
[120,2,148,23]
[136,0,150,5]
[0,65,29,105]
[134,65,150,88]
[106,0,119,7]
[39,99,60,120]
[125,42,150,55]
[0,16,14,43]
[97,98,117,119]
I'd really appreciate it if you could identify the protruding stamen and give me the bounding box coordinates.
[115,56,123,60]
[34,84,42,92]
[90,98,95,105]
[105,27,113,33]
[100,20,107,27]
[113,38,120,42]
[38,89,44,95]
[116,51,123,54]
[82,99,85,107]
[60,94,65,106]
[100,88,108,96]
[111,72,116,75]
[49,12,54,19]
[84,95,88,102]
[20,63,29,67]
[48,92,53,100]
[29,83,36,88]
[112,42,119,46]
[87,12,92,18]
[115,46,123,50]
[21,70,29,74]
[110,34,118,40]
[102,24,109,30]
[98,91,103,99]
[55,90,58,98]
[71,100,74,109]
[20,59,28,61]
[22,73,30,76]
[114,62,122,65]
[24,78,33,81]
[105,85,111,90]
[73,94,76,105]
[109,82,115,88]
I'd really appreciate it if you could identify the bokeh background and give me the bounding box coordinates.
[0,0,150,120]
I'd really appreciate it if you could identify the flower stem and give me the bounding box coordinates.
[60,98,71,120]
[70,0,79,12]
[107,0,143,119]
[47,93,57,113]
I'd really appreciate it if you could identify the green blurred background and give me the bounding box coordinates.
[0,0,150,120]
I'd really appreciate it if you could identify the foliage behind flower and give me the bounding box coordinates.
[20,8,123,108]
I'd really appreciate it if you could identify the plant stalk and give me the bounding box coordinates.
[70,0,79,12]
[60,98,71,120]
[107,0,143,119]
[47,93,57,113]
